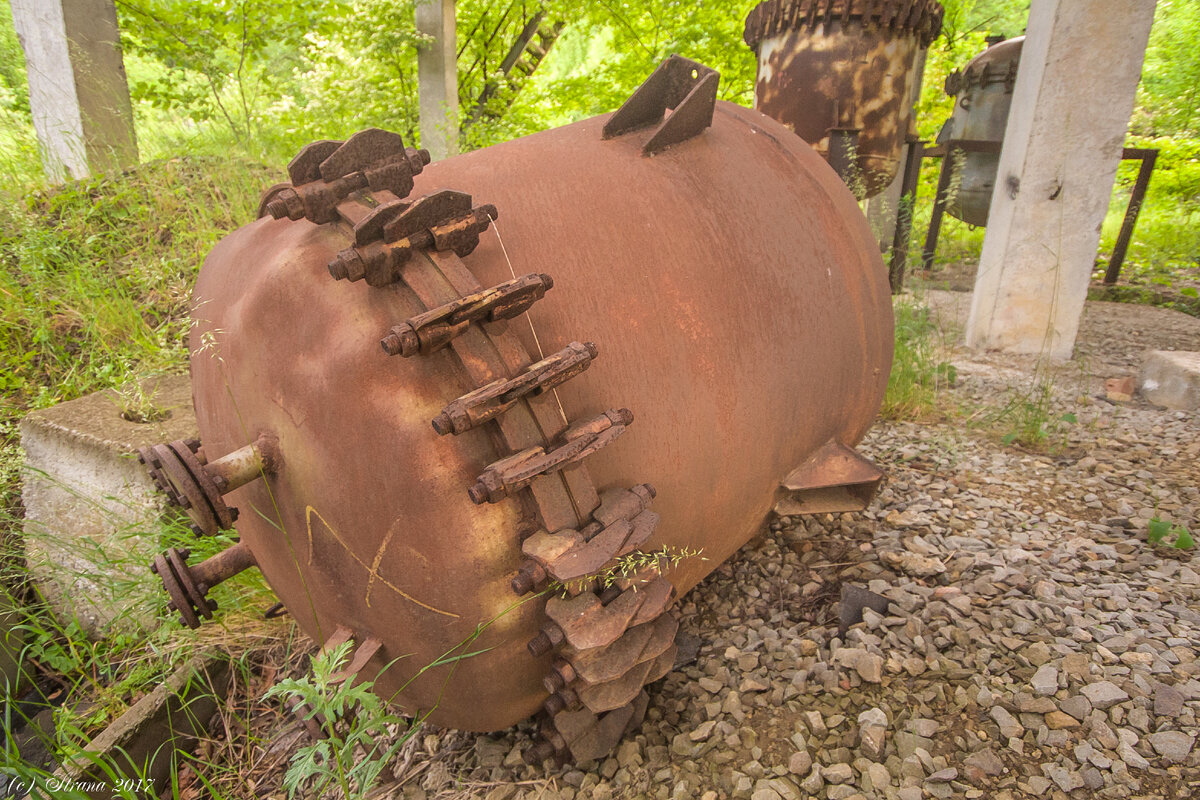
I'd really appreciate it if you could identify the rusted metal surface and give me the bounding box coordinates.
[164,55,894,748]
[264,129,431,224]
[938,36,1023,225]
[433,342,598,435]
[468,409,633,505]
[137,435,276,536]
[1103,148,1158,285]
[744,0,943,198]
[602,55,719,155]
[380,272,553,357]
[328,189,498,287]
[150,542,256,629]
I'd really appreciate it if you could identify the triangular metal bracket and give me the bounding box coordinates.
[602,55,719,156]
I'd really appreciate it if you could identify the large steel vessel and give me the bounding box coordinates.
[137,58,893,763]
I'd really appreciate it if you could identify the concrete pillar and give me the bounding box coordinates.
[416,0,458,161]
[10,0,138,182]
[965,0,1155,359]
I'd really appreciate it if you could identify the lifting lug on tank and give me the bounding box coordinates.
[468,409,633,504]
[150,541,257,628]
[261,129,431,224]
[136,433,280,536]
[381,272,555,357]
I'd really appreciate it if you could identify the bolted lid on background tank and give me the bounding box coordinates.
[744,0,945,49]
[944,35,1024,97]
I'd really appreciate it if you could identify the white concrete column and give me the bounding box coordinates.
[10,0,138,182]
[965,0,1155,360]
[416,0,458,161]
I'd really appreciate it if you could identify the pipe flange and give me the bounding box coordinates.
[151,444,220,535]
[168,440,236,530]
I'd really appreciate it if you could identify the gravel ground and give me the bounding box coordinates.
[209,293,1200,800]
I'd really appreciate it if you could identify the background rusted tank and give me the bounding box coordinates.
[140,58,893,763]
[938,36,1024,225]
[744,0,944,198]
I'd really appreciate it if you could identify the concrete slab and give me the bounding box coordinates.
[1140,351,1200,411]
[48,653,229,799]
[19,375,196,637]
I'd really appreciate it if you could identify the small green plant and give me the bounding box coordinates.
[1147,516,1195,549]
[264,641,414,798]
[982,373,1077,452]
[882,295,956,421]
[113,380,168,424]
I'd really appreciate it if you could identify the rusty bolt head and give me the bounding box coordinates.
[328,250,359,281]
[407,147,431,173]
[527,630,554,657]
[543,693,568,715]
[380,326,418,357]
[510,561,546,596]
[179,548,191,560]
[543,672,564,694]
[229,507,240,522]
[430,413,454,436]
[583,341,599,359]
[613,408,634,426]
[190,524,204,537]
[467,482,490,505]
[266,188,303,220]
[149,560,159,575]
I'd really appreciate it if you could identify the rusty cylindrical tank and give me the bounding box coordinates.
[140,57,893,763]
[744,0,944,198]
[937,36,1024,226]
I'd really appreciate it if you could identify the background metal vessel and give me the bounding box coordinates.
[744,0,944,198]
[939,36,1024,226]
[175,61,893,742]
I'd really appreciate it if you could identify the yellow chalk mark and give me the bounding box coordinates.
[364,526,399,609]
[305,505,458,618]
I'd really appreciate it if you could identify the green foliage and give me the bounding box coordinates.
[0,156,269,507]
[116,0,346,143]
[981,374,1076,452]
[1134,0,1200,137]
[265,642,414,798]
[1147,516,1194,549]
[881,296,956,421]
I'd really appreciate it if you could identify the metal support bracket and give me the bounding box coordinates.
[602,55,719,156]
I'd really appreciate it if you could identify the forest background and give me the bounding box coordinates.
[0,0,1197,510]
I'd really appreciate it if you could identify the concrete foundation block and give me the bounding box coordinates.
[19,375,196,637]
[46,653,229,799]
[1140,350,1200,411]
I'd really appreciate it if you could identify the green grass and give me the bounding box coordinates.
[880,294,957,421]
[0,156,274,511]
